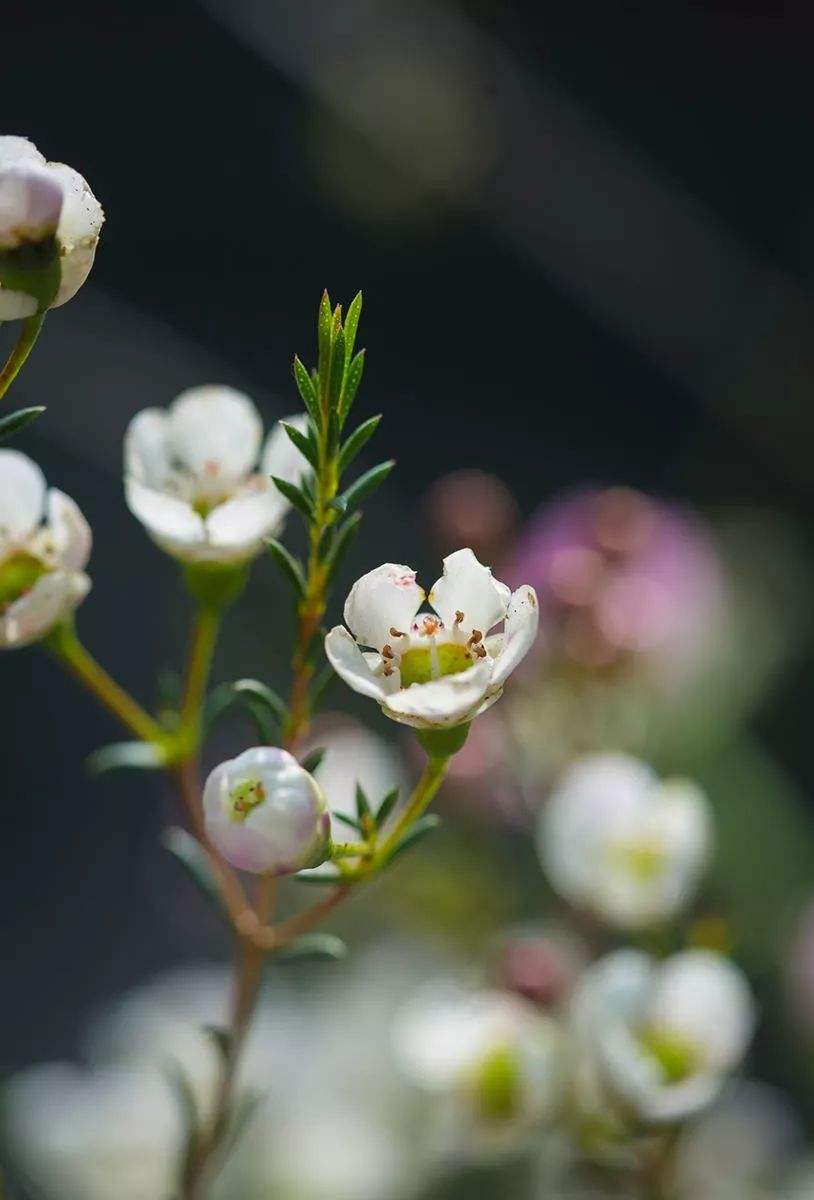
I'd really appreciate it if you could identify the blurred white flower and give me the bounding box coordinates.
[325,548,538,729]
[393,983,564,1140]
[539,753,711,930]
[203,745,331,874]
[124,386,307,563]
[0,135,103,318]
[570,949,755,1126]
[0,450,91,648]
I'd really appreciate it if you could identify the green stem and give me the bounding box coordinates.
[179,605,221,752]
[0,313,46,403]
[44,621,164,744]
[373,754,450,866]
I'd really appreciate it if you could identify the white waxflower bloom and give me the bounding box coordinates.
[0,450,91,648]
[393,983,563,1133]
[0,135,103,318]
[203,745,331,874]
[124,386,308,563]
[570,949,755,1126]
[325,548,538,729]
[539,753,711,930]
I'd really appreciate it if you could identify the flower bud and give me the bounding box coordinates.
[0,164,63,250]
[203,746,331,875]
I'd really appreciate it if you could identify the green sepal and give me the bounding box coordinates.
[339,414,381,473]
[86,740,167,776]
[339,349,365,422]
[376,786,400,829]
[300,746,325,774]
[384,814,441,865]
[161,826,226,921]
[333,459,394,514]
[0,236,61,312]
[416,722,470,760]
[276,933,348,963]
[271,475,314,522]
[293,355,320,424]
[281,420,319,470]
[0,405,45,443]
[182,561,249,611]
[266,537,306,597]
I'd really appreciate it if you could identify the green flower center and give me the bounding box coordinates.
[0,552,48,610]
[470,1043,522,1122]
[227,778,266,823]
[638,1027,699,1084]
[610,837,666,882]
[399,641,474,687]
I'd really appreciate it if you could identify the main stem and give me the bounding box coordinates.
[0,313,46,403]
[180,605,221,752]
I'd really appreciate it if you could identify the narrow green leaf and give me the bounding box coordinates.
[300,746,325,774]
[277,933,348,963]
[376,787,400,829]
[324,511,363,586]
[317,290,332,406]
[294,868,345,885]
[328,327,346,412]
[384,814,441,865]
[281,420,319,470]
[334,460,394,515]
[0,405,45,443]
[205,682,279,742]
[165,1061,201,1187]
[293,355,320,424]
[266,537,306,597]
[161,826,225,917]
[339,414,381,474]
[86,740,166,777]
[310,660,337,710]
[232,678,288,726]
[355,783,371,822]
[203,1025,232,1063]
[339,349,365,422]
[221,1087,263,1157]
[271,476,314,521]
[342,291,363,366]
[332,810,365,834]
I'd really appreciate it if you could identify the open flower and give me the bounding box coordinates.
[539,753,711,930]
[570,949,755,1125]
[0,135,103,319]
[0,450,91,649]
[203,746,331,875]
[325,549,538,729]
[124,386,308,563]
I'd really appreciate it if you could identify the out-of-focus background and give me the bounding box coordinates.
[4,2,814,1197]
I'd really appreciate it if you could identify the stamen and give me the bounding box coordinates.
[383,662,395,677]
[389,627,406,638]
[473,643,488,658]
[455,610,464,624]
[468,629,483,646]
[381,644,394,659]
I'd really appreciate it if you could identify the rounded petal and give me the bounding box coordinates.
[47,489,92,571]
[325,626,388,702]
[383,658,493,728]
[489,585,539,687]
[0,286,37,320]
[428,548,511,633]
[124,477,205,557]
[657,778,713,873]
[0,163,63,250]
[0,569,89,649]
[47,162,104,307]
[343,562,424,651]
[124,408,174,489]
[205,479,288,554]
[261,413,311,486]
[0,136,45,167]
[168,385,262,484]
[0,449,46,542]
[648,951,755,1072]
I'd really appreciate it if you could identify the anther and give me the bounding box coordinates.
[383,662,394,676]
[381,644,394,659]
[474,643,488,658]
[389,627,406,638]
[455,610,464,624]
[468,629,483,645]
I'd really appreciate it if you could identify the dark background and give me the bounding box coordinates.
[3,0,814,1071]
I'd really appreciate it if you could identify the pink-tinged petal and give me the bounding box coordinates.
[325,626,388,702]
[428,548,510,634]
[168,385,262,484]
[489,585,539,687]
[48,161,104,307]
[343,563,424,651]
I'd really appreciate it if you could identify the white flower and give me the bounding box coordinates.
[570,949,755,1125]
[393,983,563,1132]
[203,745,331,875]
[124,386,308,563]
[325,548,538,729]
[539,753,711,930]
[0,135,103,319]
[0,450,91,648]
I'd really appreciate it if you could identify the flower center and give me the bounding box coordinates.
[469,1043,522,1122]
[0,552,48,611]
[637,1027,699,1084]
[609,836,666,882]
[399,640,474,686]
[227,778,266,823]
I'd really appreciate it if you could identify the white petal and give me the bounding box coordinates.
[0,570,88,649]
[428,548,510,633]
[325,626,388,702]
[125,477,205,556]
[0,164,63,250]
[343,562,424,651]
[489,585,539,687]
[168,385,262,484]
[0,287,37,320]
[47,489,92,571]
[383,658,493,728]
[0,136,45,167]
[48,162,104,307]
[0,449,46,542]
[124,408,174,488]
[261,414,311,486]
[656,778,712,873]
[205,479,289,553]
[648,951,755,1072]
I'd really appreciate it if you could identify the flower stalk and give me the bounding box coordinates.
[0,313,46,404]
